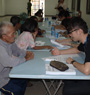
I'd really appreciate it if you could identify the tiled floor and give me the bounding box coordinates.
[1,80,63,95]
[25,79,63,95]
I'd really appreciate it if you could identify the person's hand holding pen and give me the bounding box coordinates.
[50,47,61,55]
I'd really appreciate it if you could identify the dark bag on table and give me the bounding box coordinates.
[50,61,69,71]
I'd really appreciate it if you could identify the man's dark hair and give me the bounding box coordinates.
[61,18,71,29]
[58,6,64,12]
[30,16,37,20]
[21,18,38,33]
[68,17,88,34]
[58,10,70,18]
[10,16,20,26]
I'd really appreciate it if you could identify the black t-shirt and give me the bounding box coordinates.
[78,34,90,63]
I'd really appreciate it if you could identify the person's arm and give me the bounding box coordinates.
[25,51,34,61]
[55,39,72,43]
[0,46,26,67]
[66,58,90,75]
[33,46,53,50]
[55,24,66,30]
[51,47,80,55]
[13,43,34,61]
[12,43,26,57]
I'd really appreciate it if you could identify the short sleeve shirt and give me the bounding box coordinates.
[77,34,90,63]
[15,31,35,50]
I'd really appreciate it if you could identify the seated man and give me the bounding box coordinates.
[0,21,34,95]
[51,17,90,95]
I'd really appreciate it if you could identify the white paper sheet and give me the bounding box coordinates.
[51,39,64,47]
[42,54,81,63]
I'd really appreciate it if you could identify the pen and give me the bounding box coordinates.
[49,48,54,52]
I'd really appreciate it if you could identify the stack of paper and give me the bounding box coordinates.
[45,64,76,75]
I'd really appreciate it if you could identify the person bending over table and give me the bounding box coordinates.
[0,21,34,95]
[51,17,90,95]
[30,16,45,37]
[10,16,21,38]
[15,19,53,50]
[35,9,43,22]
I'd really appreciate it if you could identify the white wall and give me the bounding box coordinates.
[45,0,68,15]
[0,0,5,16]
[81,0,90,28]
[5,0,28,15]
[0,0,2,15]
[45,0,58,15]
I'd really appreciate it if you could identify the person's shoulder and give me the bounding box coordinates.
[23,31,32,37]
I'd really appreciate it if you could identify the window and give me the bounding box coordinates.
[31,0,45,16]
[86,0,90,14]
[77,0,81,11]
[71,0,76,11]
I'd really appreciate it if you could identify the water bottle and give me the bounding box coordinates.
[51,26,55,37]
[55,31,59,39]
[48,21,51,27]
[45,18,47,22]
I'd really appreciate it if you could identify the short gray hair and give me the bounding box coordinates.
[0,21,13,38]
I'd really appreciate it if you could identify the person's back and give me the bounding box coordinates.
[15,19,38,50]
[55,0,67,10]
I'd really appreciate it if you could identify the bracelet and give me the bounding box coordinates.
[71,60,76,64]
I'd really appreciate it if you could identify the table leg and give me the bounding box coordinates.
[42,79,52,95]
[42,79,63,95]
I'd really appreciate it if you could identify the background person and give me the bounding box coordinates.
[30,16,45,37]
[27,0,32,16]
[55,0,67,10]
[15,19,53,50]
[35,9,43,22]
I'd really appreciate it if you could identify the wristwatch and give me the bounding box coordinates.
[71,60,76,64]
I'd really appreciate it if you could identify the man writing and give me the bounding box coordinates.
[51,17,90,95]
